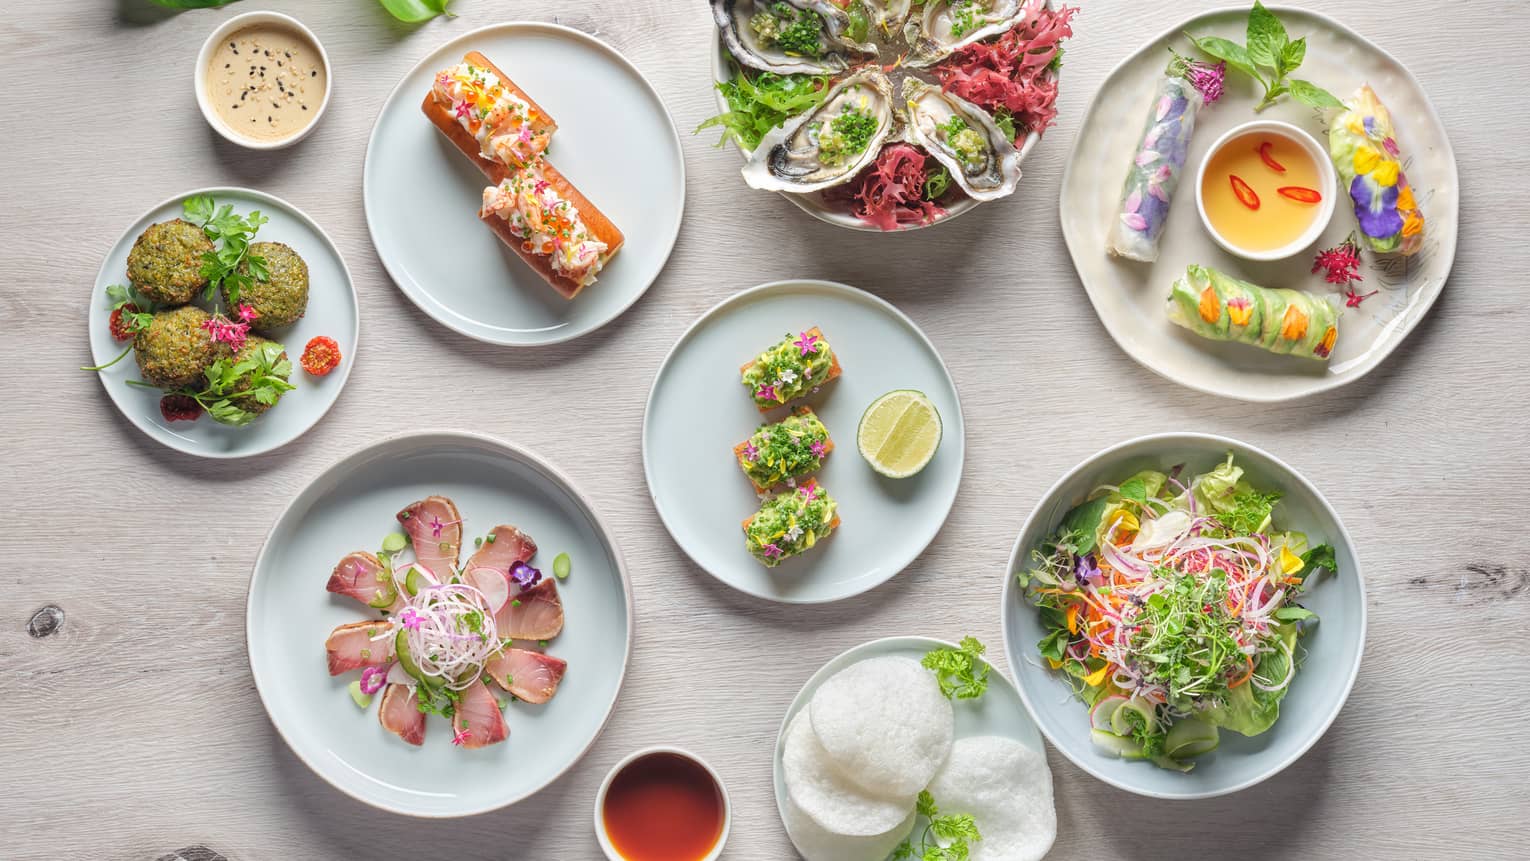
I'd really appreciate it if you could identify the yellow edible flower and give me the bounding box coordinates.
[1198,286,1221,324]
[1279,546,1305,576]
[1371,158,1400,187]
[1084,665,1109,687]
[1397,186,1418,212]
[1353,145,1383,175]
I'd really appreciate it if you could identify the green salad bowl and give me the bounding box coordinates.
[1000,432,1365,798]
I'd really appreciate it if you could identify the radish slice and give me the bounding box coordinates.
[1090,695,1128,731]
[386,662,417,687]
[462,566,511,613]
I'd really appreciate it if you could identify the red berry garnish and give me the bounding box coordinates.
[159,395,203,423]
[109,304,141,341]
[300,336,341,376]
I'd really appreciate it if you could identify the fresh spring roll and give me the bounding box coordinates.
[1167,265,1338,360]
[734,406,833,494]
[1106,53,1225,262]
[1328,85,1425,256]
[742,481,839,568]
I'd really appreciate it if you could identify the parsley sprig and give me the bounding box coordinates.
[128,341,294,426]
[922,637,990,701]
[183,194,269,305]
[891,791,982,861]
[1187,2,1343,112]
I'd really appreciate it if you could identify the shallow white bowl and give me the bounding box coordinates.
[594,746,731,861]
[1000,432,1366,799]
[1194,120,1337,261]
[194,11,332,150]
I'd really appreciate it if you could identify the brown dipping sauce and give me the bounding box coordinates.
[206,24,325,141]
[602,752,725,861]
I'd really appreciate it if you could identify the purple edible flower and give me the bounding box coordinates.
[509,560,542,588]
[1075,554,1102,585]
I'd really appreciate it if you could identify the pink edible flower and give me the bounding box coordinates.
[1313,234,1365,285]
[1344,288,1379,307]
[237,303,260,322]
[756,384,778,403]
[743,441,760,462]
[451,728,471,746]
[810,440,827,458]
[798,479,819,499]
[399,607,423,631]
[454,100,473,119]
[200,313,250,352]
[762,543,784,558]
[794,330,820,356]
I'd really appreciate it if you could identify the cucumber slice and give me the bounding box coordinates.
[394,628,429,686]
[381,533,407,554]
[405,566,431,597]
[1151,755,1196,773]
[1111,697,1157,737]
[1164,717,1220,759]
[348,680,373,709]
[1090,729,1147,759]
[367,575,398,609]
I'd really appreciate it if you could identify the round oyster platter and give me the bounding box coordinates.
[706,0,1075,231]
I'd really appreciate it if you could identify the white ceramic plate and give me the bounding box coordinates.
[87,187,358,458]
[1060,5,1457,401]
[772,636,1046,854]
[643,280,964,603]
[247,431,633,817]
[1001,433,1366,798]
[364,22,685,346]
[706,10,1053,232]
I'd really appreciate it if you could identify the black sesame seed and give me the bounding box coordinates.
[310,70,317,77]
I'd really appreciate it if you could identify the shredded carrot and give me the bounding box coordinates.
[1228,654,1255,689]
[1065,604,1080,634]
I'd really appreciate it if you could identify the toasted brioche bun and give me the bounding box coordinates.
[420,51,558,179]
[479,161,625,300]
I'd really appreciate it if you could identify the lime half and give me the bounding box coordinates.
[857,390,941,478]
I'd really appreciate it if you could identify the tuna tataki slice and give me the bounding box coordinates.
[378,684,425,746]
[485,648,568,704]
[325,551,401,612]
[397,495,463,580]
[324,620,395,676]
[495,579,565,640]
[451,681,509,748]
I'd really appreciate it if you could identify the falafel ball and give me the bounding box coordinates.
[228,241,309,330]
[226,336,291,417]
[134,306,219,390]
[127,219,213,306]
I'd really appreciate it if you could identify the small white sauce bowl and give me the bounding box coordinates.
[593,746,731,861]
[1195,119,1337,262]
[194,11,332,150]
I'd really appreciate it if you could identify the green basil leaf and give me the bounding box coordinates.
[1274,606,1317,622]
[1283,36,1307,70]
[1289,78,1345,109]
[1186,33,1261,82]
[377,0,454,23]
[1246,0,1288,68]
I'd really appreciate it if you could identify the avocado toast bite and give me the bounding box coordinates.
[741,327,841,412]
[735,406,834,493]
[744,479,840,567]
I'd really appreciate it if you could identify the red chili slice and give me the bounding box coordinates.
[1277,186,1323,204]
[1229,175,1260,210]
[1258,141,1286,173]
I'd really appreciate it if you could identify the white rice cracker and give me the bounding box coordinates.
[783,795,917,861]
[782,709,915,837]
[926,736,1056,861]
[808,655,954,798]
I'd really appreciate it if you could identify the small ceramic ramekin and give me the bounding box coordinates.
[1195,119,1337,261]
[593,746,731,861]
[194,11,331,150]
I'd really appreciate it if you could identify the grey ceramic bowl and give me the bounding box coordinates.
[1000,432,1365,798]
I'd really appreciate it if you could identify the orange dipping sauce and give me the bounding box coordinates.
[1201,131,1324,253]
[602,752,725,861]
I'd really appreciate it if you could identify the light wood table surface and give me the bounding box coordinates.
[2,1,1525,859]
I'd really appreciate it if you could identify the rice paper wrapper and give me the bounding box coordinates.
[1167,265,1339,361]
[1106,75,1205,263]
[1328,84,1425,256]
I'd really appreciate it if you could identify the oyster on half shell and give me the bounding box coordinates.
[742,68,897,194]
[903,0,1037,67]
[713,0,876,75]
[902,78,1021,201]
[849,0,915,36]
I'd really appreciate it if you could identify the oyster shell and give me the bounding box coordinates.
[903,0,1035,67]
[742,69,897,194]
[852,0,915,36]
[713,0,875,75]
[902,78,1021,201]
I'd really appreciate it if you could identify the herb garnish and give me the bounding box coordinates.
[183,194,269,305]
[891,791,982,861]
[128,340,294,426]
[375,0,455,23]
[922,636,990,701]
[697,64,831,150]
[1186,2,1342,112]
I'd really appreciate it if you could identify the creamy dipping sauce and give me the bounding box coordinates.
[206,25,325,141]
